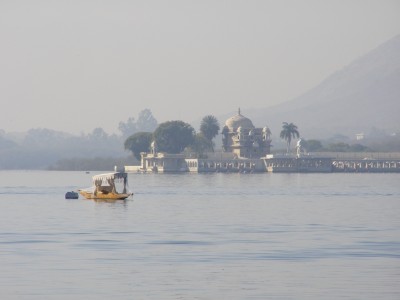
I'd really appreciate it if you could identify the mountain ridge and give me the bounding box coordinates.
[248,34,400,139]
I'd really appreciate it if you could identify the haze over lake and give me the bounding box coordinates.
[1,2,400,297]
[1,171,399,299]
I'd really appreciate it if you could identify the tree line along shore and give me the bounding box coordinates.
[1,109,399,170]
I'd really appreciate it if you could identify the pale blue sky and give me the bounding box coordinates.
[1,0,399,134]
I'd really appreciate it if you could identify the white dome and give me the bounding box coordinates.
[225,112,255,131]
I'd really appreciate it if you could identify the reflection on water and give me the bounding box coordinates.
[0,171,399,299]
[91,198,131,205]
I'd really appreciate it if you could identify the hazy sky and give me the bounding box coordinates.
[1,0,399,134]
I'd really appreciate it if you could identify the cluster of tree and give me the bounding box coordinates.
[280,122,300,153]
[48,156,137,171]
[126,119,389,161]
[118,109,158,138]
[278,122,383,153]
[0,109,158,169]
[300,140,371,152]
[362,134,400,152]
[0,128,126,169]
[124,115,220,160]
[2,113,398,170]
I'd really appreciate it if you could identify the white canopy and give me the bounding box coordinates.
[92,172,128,183]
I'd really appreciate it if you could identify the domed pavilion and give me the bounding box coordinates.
[222,109,272,158]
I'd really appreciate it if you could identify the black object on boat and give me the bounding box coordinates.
[65,191,79,199]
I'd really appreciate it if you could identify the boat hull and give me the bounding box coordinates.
[78,190,132,200]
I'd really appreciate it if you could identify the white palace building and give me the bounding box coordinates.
[221,108,272,159]
[125,110,359,173]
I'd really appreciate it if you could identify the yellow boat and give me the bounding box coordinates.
[79,172,133,200]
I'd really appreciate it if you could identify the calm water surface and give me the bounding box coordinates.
[0,171,399,299]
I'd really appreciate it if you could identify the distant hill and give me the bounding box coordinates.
[249,34,400,139]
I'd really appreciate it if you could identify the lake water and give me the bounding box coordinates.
[0,171,399,299]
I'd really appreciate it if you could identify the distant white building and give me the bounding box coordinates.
[133,109,273,173]
[356,133,365,140]
[221,109,272,158]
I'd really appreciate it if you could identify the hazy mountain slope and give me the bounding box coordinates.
[250,34,400,139]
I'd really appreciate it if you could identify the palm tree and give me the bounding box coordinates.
[200,115,220,151]
[280,122,300,153]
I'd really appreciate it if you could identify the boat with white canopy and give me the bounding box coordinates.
[78,172,133,200]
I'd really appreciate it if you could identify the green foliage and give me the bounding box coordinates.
[124,132,153,160]
[188,133,213,157]
[363,135,400,152]
[200,115,220,142]
[136,109,158,132]
[48,156,137,171]
[326,142,350,152]
[0,111,190,170]
[153,121,195,154]
[303,139,323,152]
[324,142,371,152]
[118,109,158,138]
[0,135,17,149]
[349,143,370,152]
[89,128,109,141]
[280,122,300,153]
[0,127,125,169]
[118,117,136,138]
[22,128,72,148]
